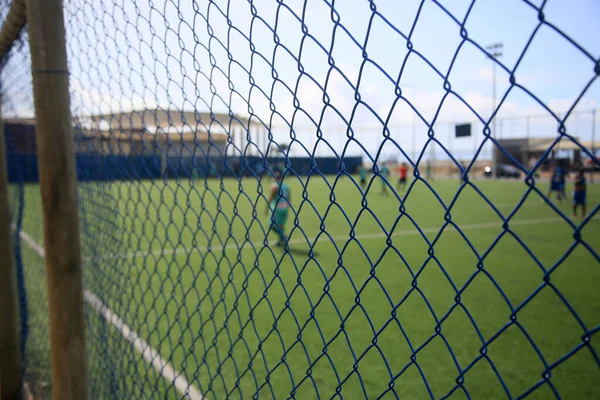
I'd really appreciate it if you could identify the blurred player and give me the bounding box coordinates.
[528,156,540,178]
[397,162,408,191]
[572,169,586,218]
[546,161,566,202]
[560,165,569,200]
[380,163,390,196]
[359,164,367,191]
[265,168,290,247]
[426,159,433,181]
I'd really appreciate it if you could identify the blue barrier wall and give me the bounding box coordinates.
[169,155,363,180]
[75,154,163,182]
[5,122,361,183]
[7,153,361,183]
[5,123,362,183]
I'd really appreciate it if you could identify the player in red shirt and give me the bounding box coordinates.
[397,162,408,191]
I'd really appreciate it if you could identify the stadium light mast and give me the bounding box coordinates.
[487,42,503,177]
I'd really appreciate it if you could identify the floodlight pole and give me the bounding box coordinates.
[487,43,503,178]
[448,122,453,177]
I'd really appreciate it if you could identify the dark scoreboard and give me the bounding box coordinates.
[455,123,471,138]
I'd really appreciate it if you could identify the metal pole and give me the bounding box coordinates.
[412,114,416,162]
[0,98,22,400]
[240,126,245,157]
[473,121,477,162]
[248,124,255,156]
[448,123,453,178]
[492,59,497,132]
[259,126,263,156]
[255,125,260,156]
[496,119,502,163]
[431,139,436,179]
[487,43,503,178]
[161,140,167,179]
[593,109,596,183]
[492,59,497,177]
[26,0,89,399]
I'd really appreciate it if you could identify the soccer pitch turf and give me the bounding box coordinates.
[15,175,600,399]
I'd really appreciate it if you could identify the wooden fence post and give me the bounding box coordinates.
[26,0,88,399]
[0,97,22,400]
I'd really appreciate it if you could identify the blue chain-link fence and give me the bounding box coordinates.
[2,0,600,398]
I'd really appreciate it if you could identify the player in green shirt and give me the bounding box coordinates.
[359,164,367,191]
[265,168,291,247]
[380,163,390,196]
[426,159,432,181]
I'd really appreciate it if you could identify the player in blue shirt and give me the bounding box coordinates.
[560,165,569,200]
[546,162,567,202]
[572,170,586,218]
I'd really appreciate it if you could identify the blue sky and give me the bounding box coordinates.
[64,0,600,161]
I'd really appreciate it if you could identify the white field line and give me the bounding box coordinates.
[17,213,591,398]
[112,215,567,261]
[18,229,203,400]
[83,291,203,400]
[18,229,45,257]
[87,202,547,261]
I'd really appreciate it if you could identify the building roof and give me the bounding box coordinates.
[86,108,262,132]
[3,113,233,143]
[78,128,228,143]
[2,118,36,125]
[526,139,597,152]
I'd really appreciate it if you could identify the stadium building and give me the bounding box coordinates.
[495,137,597,170]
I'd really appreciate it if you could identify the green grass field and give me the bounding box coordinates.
[15,174,600,399]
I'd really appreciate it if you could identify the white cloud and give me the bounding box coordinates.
[69,78,158,116]
[477,66,494,82]
[549,97,598,115]
[474,66,537,87]
[364,84,380,97]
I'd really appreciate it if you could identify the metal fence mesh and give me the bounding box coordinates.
[2,0,599,399]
